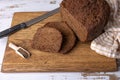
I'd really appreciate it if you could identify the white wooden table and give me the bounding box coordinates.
[0,0,120,80]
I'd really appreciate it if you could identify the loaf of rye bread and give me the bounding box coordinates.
[60,0,110,42]
[44,22,76,53]
[32,27,63,53]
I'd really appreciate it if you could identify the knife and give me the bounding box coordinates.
[0,8,59,38]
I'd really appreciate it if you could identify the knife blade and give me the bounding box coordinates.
[0,8,60,38]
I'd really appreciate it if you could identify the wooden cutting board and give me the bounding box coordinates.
[1,12,117,72]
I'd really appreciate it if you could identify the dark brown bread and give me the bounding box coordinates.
[32,27,62,53]
[44,22,76,53]
[60,0,110,42]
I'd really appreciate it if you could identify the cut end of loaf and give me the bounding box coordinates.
[60,0,110,42]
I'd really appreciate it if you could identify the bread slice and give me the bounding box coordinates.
[44,22,76,53]
[60,0,110,42]
[32,27,63,53]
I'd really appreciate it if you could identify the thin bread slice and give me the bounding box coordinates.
[32,27,63,53]
[44,22,76,53]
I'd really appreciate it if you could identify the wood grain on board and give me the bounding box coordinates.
[1,12,117,72]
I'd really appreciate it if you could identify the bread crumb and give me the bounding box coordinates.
[50,0,56,4]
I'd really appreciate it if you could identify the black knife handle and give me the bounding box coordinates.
[0,23,27,38]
